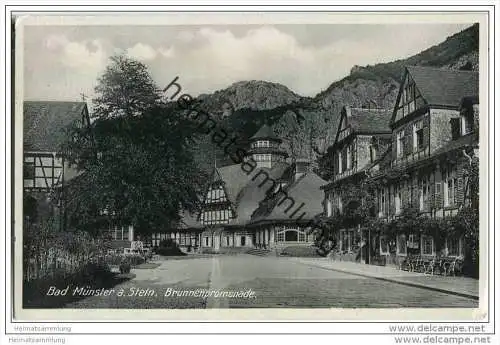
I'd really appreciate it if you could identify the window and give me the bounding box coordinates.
[369,145,377,163]
[337,151,343,173]
[421,236,434,255]
[378,188,387,217]
[179,233,187,245]
[397,234,407,255]
[23,162,35,180]
[413,120,424,151]
[298,231,306,242]
[336,194,343,214]
[277,231,285,242]
[380,236,389,255]
[394,184,402,215]
[326,195,333,217]
[226,236,230,246]
[461,113,474,135]
[446,237,461,257]
[396,130,404,156]
[408,234,419,249]
[346,146,351,170]
[444,167,458,207]
[419,175,431,211]
[205,237,209,246]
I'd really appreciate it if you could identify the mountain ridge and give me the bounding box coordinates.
[186,23,479,173]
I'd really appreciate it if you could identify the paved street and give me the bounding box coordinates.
[66,255,478,309]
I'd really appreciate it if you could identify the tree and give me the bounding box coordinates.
[63,55,207,237]
[92,55,161,120]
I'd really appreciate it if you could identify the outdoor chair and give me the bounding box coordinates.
[443,257,464,277]
[423,256,443,275]
[414,256,428,273]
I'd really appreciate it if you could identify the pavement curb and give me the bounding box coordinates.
[294,259,479,301]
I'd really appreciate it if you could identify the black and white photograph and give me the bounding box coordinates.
[14,12,487,318]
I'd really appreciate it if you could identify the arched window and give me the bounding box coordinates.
[276,228,307,243]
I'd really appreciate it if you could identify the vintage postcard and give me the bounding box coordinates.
[10,10,492,326]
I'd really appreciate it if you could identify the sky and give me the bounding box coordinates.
[22,23,473,102]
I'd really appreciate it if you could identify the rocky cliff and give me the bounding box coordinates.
[188,23,479,173]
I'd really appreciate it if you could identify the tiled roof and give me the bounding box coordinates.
[24,101,88,152]
[216,164,257,204]
[250,124,280,140]
[250,172,327,223]
[346,107,392,134]
[229,162,291,226]
[406,66,479,108]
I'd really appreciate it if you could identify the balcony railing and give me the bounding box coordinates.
[333,167,356,182]
[392,147,430,168]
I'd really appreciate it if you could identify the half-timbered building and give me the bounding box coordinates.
[370,66,479,265]
[321,105,392,259]
[161,123,326,253]
[23,101,91,229]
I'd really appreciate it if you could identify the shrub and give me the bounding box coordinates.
[126,255,145,266]
[119,262,131,274]
[105,254,145,268]
[156,239,186,256]
[280,246,321,257]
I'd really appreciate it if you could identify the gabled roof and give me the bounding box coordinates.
[404,66,478,109]
[24,101,88,152]
[346,107,392,134]
[250,172,327,223]
[334,106,392,144]
[216,164,257,204]
[250,124,280,141]
[228,162,291,226]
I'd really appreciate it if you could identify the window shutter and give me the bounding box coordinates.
[405,183,412,208]
[456,177,464,205]
[351,144,356,169]
[411,179,419,208]
[450,118,461,140]
[389,188,395,216]
[392,134,398,158]
[434,182,442,209]
[422,120,430,149]
[342,148,347,171]
[403,128,411,155]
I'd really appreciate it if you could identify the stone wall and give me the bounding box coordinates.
[429,108,459,154]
